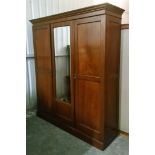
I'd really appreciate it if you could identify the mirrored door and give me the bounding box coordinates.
[53,26,71,104]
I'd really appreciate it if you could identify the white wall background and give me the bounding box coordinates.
[26,0,129,132]
[120,29,129,132]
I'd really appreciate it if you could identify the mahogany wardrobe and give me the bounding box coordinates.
[30,3,124,150]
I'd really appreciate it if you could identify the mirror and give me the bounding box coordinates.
[54,26,71,103]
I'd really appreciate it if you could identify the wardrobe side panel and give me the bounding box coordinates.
[33,25,53,114]
[104,16,121,145]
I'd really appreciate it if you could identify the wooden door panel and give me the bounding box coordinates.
[77,21,101,76]
[33,25,53,114]
[75,17,103,139]
[34,27,51,57]
[34,26,52,71]
[51,21,75,124]
[55,102,72,124]
[76,80,102,137]
[37,72,53,113]
[36,57,51,71]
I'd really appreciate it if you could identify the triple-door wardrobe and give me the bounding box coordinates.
[30,3,124,149]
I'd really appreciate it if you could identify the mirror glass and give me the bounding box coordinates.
[54,26,71,103]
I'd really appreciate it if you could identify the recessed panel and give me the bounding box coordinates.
[37,72,52,113]
[35,28,51,57]
[36,57,51,70]
[76,80,102,134]
[77,22,101,76]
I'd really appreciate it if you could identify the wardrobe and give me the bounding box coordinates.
[30,3,124,149]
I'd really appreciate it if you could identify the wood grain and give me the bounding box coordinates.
[33,25,53,114]
[30,3,124,25]
[121,24,129,29]
[32,3,124,150]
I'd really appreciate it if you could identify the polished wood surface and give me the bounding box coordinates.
[74,16,103,140]
[77,20,101,76]
[30,3,124,25]
[33,25,53,114]
[34,26,52,71]
[76,80,102,139]
[36,72,52,113]
[50,21,74,125]
[103,15,121,145]
[121,24,129,29]
[31,3,124,150]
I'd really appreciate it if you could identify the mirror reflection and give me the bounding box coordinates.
[54,26,71,103]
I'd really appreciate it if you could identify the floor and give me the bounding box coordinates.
[26,116,129,155]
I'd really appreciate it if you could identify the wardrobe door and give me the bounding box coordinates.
[51,22,75,125]
[33,25,53,114]
[74,16,105,139]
